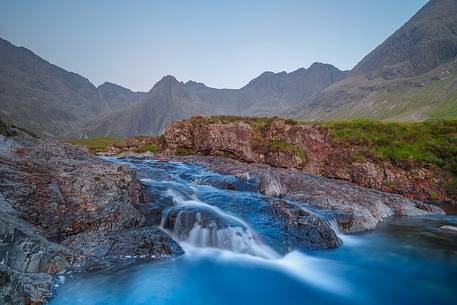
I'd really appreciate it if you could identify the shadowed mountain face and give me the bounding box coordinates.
[353,0,457,78]
[83,63,347,137]
[296,0,457,121]
[2,0,456,138]
[0,38,144,137]
[0,37,106,137]
[97,82,145,112]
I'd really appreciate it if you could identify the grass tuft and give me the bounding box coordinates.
[67,137,124,153]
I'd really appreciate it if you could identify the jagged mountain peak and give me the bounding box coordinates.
[184,80,208,89]
[353,0,457,78]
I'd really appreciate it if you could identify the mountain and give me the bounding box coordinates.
[3,0,456,138]
[87,0,457,137]
[97,82,145,111]
[353,0,457,78]
[0,34,346,138]
[83,63,347,137]
[295,0,457,121]
[0,38,144,137]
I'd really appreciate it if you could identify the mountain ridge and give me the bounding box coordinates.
[81,63,347,137]
[1,0,456,138]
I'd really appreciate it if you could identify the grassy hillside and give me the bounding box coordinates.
[320,68,457,121]
[321,120,457,171]
[67,137,125,153]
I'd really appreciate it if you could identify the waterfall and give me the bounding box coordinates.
[103,157,349,295]
[160,189,279,259]
[327,218,340,234]
[326,218,359,246]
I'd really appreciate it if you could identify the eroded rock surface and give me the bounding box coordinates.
[159,155,444,233]
[162,117,453,202]
[0,124,182,304]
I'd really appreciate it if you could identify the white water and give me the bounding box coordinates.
[160,186,351,295]
[160,188,279,259]
[326,218,360,246]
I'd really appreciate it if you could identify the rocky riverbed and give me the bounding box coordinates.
[0,120,449,305]
[0,124,182,305]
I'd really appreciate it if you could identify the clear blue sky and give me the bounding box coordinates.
[0,0,428,91]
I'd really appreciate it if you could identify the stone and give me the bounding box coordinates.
[270,199,341,250]
[161,118,454,202]
[161,155,444,233]
[0,135,183,304]
[440,225,457,233]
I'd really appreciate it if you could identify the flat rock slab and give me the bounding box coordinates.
[158,155,444,233]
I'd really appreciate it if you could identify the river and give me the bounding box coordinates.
[48,158,457,305]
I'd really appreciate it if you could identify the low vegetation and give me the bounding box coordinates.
[191,115,457,194]
[0,117,38,138]
[134,143,160,153]
[253,139,306,160]
[70,116,457,197]
[67,137,125,153]
[321,119,457,173]
[323,119,457,196]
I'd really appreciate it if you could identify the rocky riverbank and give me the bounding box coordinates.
[159,116,457,202]
[156,155,444,233]
[1,115,451,304]
[0,122,182,305]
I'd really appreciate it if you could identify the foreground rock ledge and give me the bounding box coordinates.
[0,127,183,305]
[156,155,444,233]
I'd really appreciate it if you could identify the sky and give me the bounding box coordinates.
[0,0,428,91]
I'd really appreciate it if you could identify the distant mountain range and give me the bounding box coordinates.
[1,0,456,138]
[81,62,347,138]
[0,37,143,137]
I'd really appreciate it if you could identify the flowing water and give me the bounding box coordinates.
[49,158,457,305]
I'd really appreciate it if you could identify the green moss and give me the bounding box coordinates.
[429,191,439,201]
[134,143,160,153]
[284,118,298,125]
[253,139,306,161]
[444,179,457,197]
[176,146,194,156]
[67,137,125,153]
[270,140,305,159]
[190,115,276,130]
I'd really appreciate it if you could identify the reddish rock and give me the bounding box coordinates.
[161,117,454,202]
[264,150,303,168]
[164,120,195,152]
[266,119,332,173]
[193,122,257,161]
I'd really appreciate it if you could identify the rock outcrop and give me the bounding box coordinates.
[0,123,182,304]
[160,155,444,233]
[161,117,454,202]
